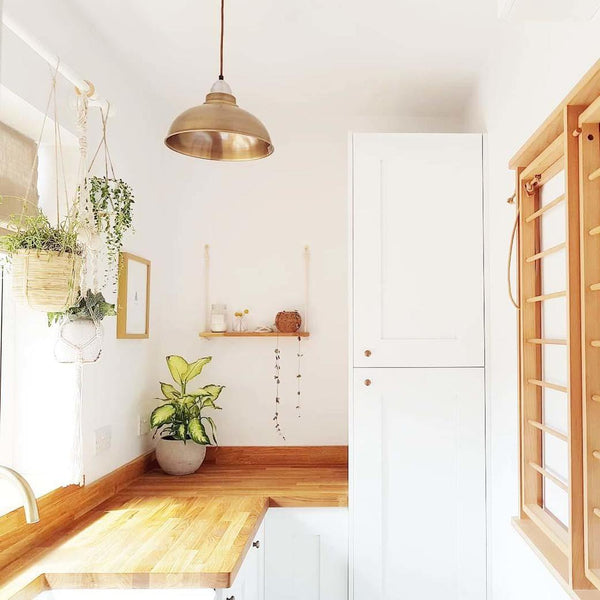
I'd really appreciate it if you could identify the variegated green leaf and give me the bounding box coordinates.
[166,355,188,385]
[188,418,210,444]
[160,382,180,400]
[183,356,212,383]
[203,416,218,445]
[177,423,186,441]
[150,404,176,429]
[200,384,224,400]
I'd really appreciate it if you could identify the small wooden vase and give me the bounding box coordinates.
[275,310,302,333]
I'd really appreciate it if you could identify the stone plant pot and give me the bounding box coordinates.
[155,437,207,476]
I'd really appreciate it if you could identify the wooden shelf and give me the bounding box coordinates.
[199,331,310,339]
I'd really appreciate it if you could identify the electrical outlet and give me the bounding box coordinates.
[138,414,150,436]
[95,425,112,455]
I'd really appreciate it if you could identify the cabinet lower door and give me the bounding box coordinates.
[352,368,486,600]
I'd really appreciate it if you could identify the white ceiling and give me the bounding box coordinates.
[69,0,500,119]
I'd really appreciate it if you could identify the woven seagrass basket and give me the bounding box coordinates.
[275,310,302,333]
[11,249,82,312]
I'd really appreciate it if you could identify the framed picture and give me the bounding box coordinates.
[117,252,151,339]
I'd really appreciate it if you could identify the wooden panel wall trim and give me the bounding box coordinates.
[510,59,600,169]
[0,451,155,573]
[204,445,349,467]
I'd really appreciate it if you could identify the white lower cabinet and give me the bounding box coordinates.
[352,368,486,600]
[263,507,348,600]
[216,508,348,600]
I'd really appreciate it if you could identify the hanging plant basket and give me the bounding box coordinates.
[11,249,82,312]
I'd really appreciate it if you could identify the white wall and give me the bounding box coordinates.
[466,18,600,600]
[158,111,466,446]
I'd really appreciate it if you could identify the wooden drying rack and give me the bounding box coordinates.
[509,59,600,598]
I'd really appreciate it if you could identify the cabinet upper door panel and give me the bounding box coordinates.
[352,133,484,367]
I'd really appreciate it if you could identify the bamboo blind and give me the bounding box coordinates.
[0,121,39,234]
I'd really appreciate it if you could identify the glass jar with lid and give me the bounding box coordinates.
[210,304,228,333]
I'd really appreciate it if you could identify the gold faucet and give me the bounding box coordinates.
[0,466,39,523]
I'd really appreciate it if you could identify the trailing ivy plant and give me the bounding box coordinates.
[87,176,134,284]
[47,289,116,327]
[150,355,224,445]
[0,212,82,256]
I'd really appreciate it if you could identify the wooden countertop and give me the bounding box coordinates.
[0,455,348,600]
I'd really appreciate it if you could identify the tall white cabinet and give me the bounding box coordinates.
[350,134,486,600]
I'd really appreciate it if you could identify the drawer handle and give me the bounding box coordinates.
[226,596,235,600]
[364,349,372,357]
[252,540,260,548]
[364,379,372,386]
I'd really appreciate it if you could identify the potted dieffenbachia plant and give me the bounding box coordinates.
[151,355,224,475]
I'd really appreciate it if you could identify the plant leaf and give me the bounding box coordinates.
[177,423,186,441]
[166,355,188,385]
[202,416,218,445]
[188,418,210,444]
[183,356,212,383]
[150,404,176,428]
[160,382,180,399]
[198,384,224,401]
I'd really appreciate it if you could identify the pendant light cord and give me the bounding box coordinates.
[219,0,224,80]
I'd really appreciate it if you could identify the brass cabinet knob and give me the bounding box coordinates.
[364,379,372,386]
[364,349,372,357]
[253,540,260,548]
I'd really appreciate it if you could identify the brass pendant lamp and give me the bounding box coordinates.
[164,0,274,161]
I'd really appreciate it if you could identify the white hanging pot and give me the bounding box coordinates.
[54,318,103,364]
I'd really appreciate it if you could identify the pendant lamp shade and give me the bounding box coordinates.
[164,0,273,162]
[165,81,273,161]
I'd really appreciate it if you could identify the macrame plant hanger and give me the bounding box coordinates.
[51,79,103,486]
[55,81,104,367]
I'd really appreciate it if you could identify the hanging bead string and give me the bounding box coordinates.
[273,336,285,440]
[296,336,303,418]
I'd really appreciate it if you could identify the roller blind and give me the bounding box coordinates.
[0,121,39,235]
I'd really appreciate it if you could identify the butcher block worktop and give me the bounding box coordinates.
[0,447,348,600]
